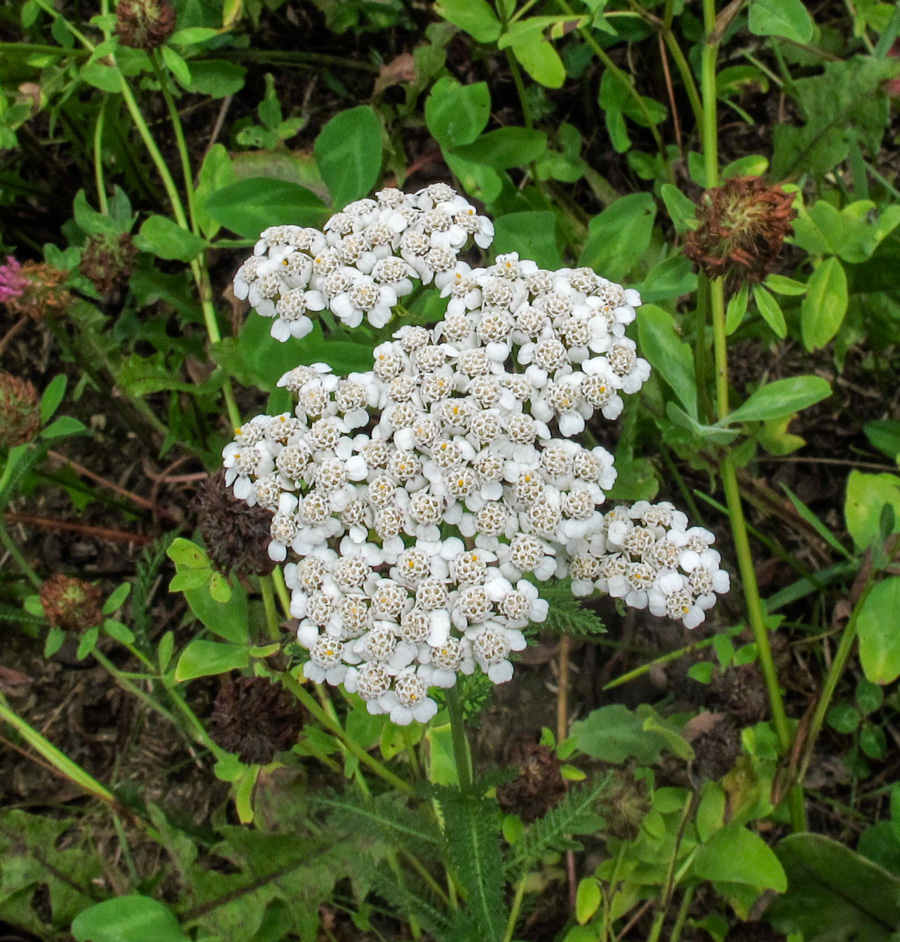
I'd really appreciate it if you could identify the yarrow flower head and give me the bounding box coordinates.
[219,185,730,723]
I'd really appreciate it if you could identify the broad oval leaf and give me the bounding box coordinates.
[135,215,207,262]
[723,376,831,425]
[513,38,566,89]
[204,178,328,238]
[753,284,787,338]
[72,896,189,942]
[636,303,697,417]
[801,256,848,350]
[314,105,383,209]
[425,78,491,148]
[858,578,900,685]
[748,0,813,44]
[693,823,787,891]
[175,639,249,681]
[452,127,548,170]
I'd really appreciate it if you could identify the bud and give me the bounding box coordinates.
[497,741,567,822]
[209,676,305,765]
[0,257,71,322]
[80,233,138,298]
[604,770,650,841]
[115,0,176,50]
[684,177,797,286]
[194,470,276,576]
[0,372,41,448]
[40,575,104,633]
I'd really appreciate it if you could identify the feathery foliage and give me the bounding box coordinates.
[538,580,607,637]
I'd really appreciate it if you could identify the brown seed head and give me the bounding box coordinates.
[194,470,276,576]
[497,741,567,822]
[115,0,176,49]
[684,177,797,286]
[80,233,139,298]
[0,372,41,448]
[209,676,305,764]
[40,574,104,633]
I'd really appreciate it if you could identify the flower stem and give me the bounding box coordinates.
[700,0,801,830]
[502,872,528,942]
[93,96,109,214]
[280,672,415,795]
[445,685,473,790]
[0,520,42,589]
[260,575,281,641]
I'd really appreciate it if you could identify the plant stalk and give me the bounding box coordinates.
[445,685,473,790]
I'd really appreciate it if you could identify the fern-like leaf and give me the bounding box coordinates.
[131,533,174,652]
[537,580,606,637]
[314,792,443,856]
[435,786,507,942]
[371,868,454,938]
[507,776,611,875]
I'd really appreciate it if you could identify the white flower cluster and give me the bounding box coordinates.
[232,183,493,340]
[567,501,730,630]
[222,186,729,724]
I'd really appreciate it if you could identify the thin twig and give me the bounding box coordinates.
[0,316,28,357]
[4,511,153,545]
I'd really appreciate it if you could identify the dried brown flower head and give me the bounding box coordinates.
[115,0,176,49]
[1,260,71,322]
[40,574,104,632]
[497,741,567,822]
[604,770,650,841]
[0,373,41,448]
[684,177,797,285]
[194,470,275,576]
[80,233,139,298]
[209,676,305,764]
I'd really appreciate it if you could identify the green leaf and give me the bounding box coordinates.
[205,178,328,239]
[104,618,135,644]
[169,26,220,44]
[81,61,122,93]
[769,833,900,941]
[102,582,131,615]
[208,572,233,603]
[636,303,697,417]
[452,127,548,169]
[135,215,207,262]
[578,193,657,282]
[856,677,885,715]
[827,702,862,734]
[314,106,383,210]
[73,189,122,237]
[76,625,100,660]
[492,211,562,269]
[635,255,697,302]
[858,578,900,685]
[693,823,787,891]
[722,376,831,425]
[161,45,191,87]
[40,374,67,423]
[801,257,848,351]
[185,59,246,98]
[660,184,696,234]
[167,537,211,569]
[576,878,602,924]
[753,284,787,338]
[725,282,750,335]
[425,78,491,148]
[747,0,814,43]
[571,704,672,764]
[434,0,502,42]
[844,471,900,552]
[41,416,88,440]
[175,639,248,681]
[184,582,248,643]
[765,273,808,296]
[512,39,565,89]
[864,419,900,460]
[169,568,213,592]
[72,896,189,942]
[44,625,65,657]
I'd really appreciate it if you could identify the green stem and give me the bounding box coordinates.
[0,521,42,589]
[700,0,802,832]
[272,565,293,619]
[647,794,693,942]
[93,649,181,728]
[798,542,900,787]
[280,672,415,795]
[502,872,529,942]
[260,575,280,641]
[558,0,665,154]
[668,886,694,942]
[445,686,473,790]
[93,96,109,214]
